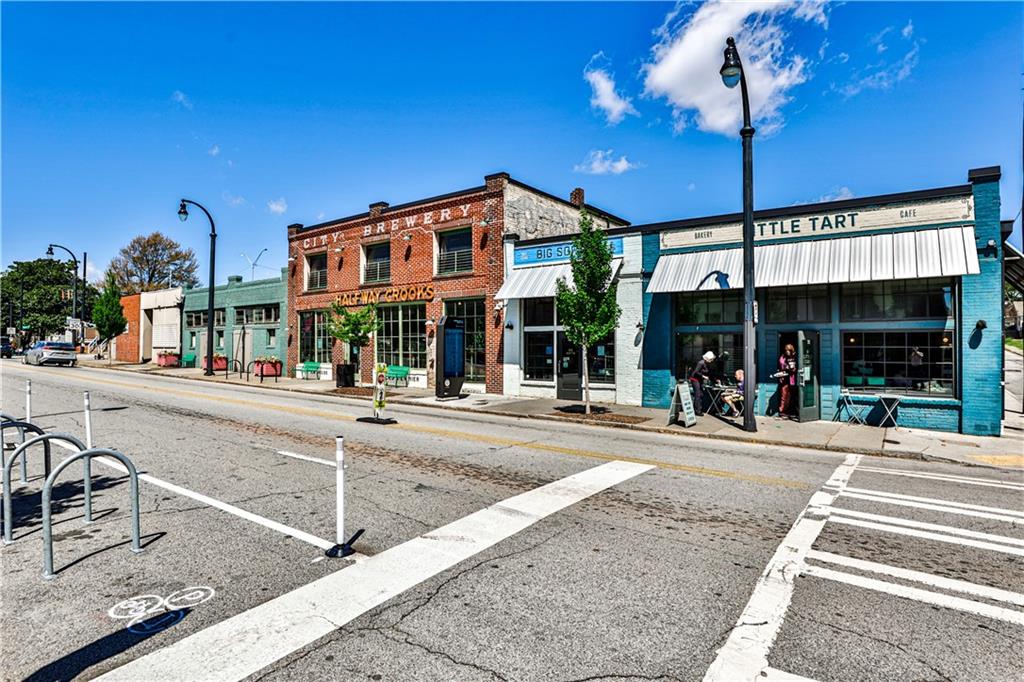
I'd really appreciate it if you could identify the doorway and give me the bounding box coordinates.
[556,331,583,401]
[778,331,820,422]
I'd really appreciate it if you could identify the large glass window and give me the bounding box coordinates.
[444,299,486,382]
[675,290,742,324]
[235,305,280,325]
[437,228,473,275]
[766,285,830,323]
[525,332,554,381]
[298,310,331,363]
[588,333,615,383]
[306,253,328,291]
[841,278,953,321]
[521,297,614,384]
[376,304,426,369]
[524,297,555,326]
[675,333,743,382]
[364,242,391,283]
[842,330,954,396]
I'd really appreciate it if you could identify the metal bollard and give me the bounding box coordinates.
[22,381,31,483]
[84,392,93,449]
[336,435,345,548]
[83,392,93,522]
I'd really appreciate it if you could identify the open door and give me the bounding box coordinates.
[796,330,820,422]
[556,331,583,401]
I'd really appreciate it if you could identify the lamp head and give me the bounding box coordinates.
[178,200,189,222]
[720,36,742,89]
[45,245,54,256]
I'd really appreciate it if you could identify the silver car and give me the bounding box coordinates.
[23,341,77,366]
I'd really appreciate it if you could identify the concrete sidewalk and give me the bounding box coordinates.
[76,356,1023,470]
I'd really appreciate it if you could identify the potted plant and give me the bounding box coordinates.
[157,350,181,367]
[326,301,381,387]
[201,352,228,371]
[253,355,282,377]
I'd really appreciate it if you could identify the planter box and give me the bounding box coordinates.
[157,354,180,367]
[255,361,282,377]
[202,356,228,371]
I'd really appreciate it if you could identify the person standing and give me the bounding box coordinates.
[778,343,797,418]
[690,351,715,416]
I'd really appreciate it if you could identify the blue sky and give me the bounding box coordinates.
[3,1,1021,284]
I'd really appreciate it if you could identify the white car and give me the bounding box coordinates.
[23,341,77,366]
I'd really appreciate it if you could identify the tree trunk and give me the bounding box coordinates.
[582,344,591,415]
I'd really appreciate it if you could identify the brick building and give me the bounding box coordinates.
[286,172,626,391]
[112,293,141,363]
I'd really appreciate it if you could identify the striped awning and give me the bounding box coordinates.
[647,226,980,293]
[496,259,623,300]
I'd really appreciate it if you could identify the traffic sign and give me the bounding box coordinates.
[5,327,14,336]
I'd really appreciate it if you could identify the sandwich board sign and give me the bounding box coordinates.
[373,363,388,419]
[667,381,697,427]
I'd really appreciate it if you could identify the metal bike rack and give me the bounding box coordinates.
[1,421,48,485]
[3,433,85,545]
[245,360,280,384]
[41,448,143,580]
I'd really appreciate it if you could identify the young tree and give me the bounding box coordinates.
[555,209,621,414]
[92,273,128,364]
[326,301,381,372]
[106,232,200,294]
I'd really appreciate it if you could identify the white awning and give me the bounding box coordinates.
[496,259,623,300]
[647,226,980,293]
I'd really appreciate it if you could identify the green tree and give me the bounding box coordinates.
[92,273,128,364]
[326,301,381,372]
[106,232,200,294]
[0,258,96,344]
[555,209,621,414]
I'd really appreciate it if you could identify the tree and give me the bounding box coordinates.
[326,301,381,373]
[555,209,622,414]
[0,258,97,343]
[92,273,128,364]
[106,232,200,294]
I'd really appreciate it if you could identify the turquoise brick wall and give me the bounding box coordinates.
[959,175,1003,435]
[641,233,675,408]
[182,269,289,371]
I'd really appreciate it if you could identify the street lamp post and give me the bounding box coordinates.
[46,243,83,347]
[720,36,758,433]
[178,199,217,376]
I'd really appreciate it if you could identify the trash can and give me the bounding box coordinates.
[336,363,355,388]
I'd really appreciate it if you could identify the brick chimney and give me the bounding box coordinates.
[369,201,389,218]
[570,187,585,207]
[485,172,510,192]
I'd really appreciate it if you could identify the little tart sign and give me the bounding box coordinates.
[660,195,974,250]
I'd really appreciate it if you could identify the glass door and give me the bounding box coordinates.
[556,331,583,401]
[796,330,820,422]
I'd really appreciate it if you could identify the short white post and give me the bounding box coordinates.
[83,391,93,449]
[335,435,345,548]
[25,380,32,423]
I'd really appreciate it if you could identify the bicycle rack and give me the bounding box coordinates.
[245,360,280,384]
[3,433,85,545]
[1,421,47,485]
[41,448,142,580]
[225,358,243,379]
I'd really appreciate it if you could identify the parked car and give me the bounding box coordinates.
[23,341,77,366]
[1,339,13,358]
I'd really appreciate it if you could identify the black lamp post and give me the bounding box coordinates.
[178,199,217,376]
[46,243,85,347]
[721,36,757,433]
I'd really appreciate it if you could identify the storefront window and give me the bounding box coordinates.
[588,334,615,383]
[841,278,953,321]
[525,332,554,380]
[524,297,555,326]
[675,290,742,324]
[766,285,830,323]
[376,304,426,369]
[675,333,742,381]
[444,299,486,382]
[298,310,331,364]
[521,297,615,385]
[842,330,954,396]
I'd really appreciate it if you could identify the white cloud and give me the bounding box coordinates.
[267,197,288,215]
[222,190,247,207]
[583,52,639,125]
[171,90,193,110]
[832,41,921,98]
[316,211,326,221]
[871,26,893,54]
[208,144,220,157]
[817,186,854,202]
[642,1,828,138]
[573,149,640,176]
[687,182,696,192]
[901,20,914,39]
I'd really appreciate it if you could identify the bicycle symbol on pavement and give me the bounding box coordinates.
[108,586,215,634]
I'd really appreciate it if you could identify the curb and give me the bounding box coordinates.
[1005,343,1023,357]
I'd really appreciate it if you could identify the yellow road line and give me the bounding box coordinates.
[15,365,809,489]
[970,454,1024,469]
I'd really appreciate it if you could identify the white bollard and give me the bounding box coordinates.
[25,380,32,423]
[84,391,93,449]
[335,435,345,548]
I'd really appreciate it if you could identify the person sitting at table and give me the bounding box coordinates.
[722,369,744,417]
[689,351,715,416]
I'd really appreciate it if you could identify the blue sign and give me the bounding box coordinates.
[514,237,623,267]
[443,321,465,378]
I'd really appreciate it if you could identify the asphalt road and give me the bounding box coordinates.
[1,360,1021,682]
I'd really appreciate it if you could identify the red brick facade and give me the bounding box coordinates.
[113,293,141,363]
[287,174,508,392]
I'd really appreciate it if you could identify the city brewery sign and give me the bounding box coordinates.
[300,204,473,248]
[335,284,435,307]
[660,195,974,249]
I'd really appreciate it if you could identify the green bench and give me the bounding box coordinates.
[298,361,321,380]
[386,365,410,387]
[181,353,197,368]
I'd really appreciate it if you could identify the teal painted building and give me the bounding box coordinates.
[639,167,1005,437]
[181,269,289,371]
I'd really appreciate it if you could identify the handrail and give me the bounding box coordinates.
[41,448,142,579]
[3,433,85,544]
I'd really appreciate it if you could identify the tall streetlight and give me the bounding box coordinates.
[720,36,757,433]
[242,248,268,282]
[178,199,217,376]
[45,243,86,347]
